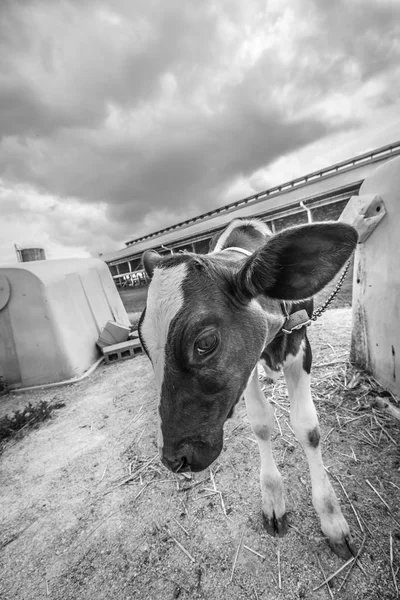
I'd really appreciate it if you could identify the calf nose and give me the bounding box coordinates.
[162,449,192,473]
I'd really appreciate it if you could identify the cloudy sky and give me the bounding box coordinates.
[1,0,400,263]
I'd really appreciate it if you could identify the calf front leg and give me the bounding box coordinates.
[283,337,355,559]
[244,369,288,537]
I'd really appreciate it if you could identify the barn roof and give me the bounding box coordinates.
[101,141,400,266]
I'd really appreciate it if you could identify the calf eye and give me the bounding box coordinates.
[195,332,218,356]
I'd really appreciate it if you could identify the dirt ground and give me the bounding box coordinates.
[1,308,400,600]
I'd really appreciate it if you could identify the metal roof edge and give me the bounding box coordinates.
[123,140,400,247]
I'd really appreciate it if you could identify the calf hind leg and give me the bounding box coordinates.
[244,370,288,537]
[284,338,356,559]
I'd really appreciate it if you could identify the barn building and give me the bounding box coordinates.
[101,141,400,288]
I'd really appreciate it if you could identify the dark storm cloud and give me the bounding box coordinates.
[1,0,400,245]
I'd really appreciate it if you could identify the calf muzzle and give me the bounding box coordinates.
[161,438,223,473]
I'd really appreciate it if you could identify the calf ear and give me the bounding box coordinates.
[142,250,163,279]
[237,223,358,301]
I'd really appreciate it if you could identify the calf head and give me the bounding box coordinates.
[138,222,357,473]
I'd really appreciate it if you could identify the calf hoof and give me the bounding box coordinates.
[263,512,288,538]
[328,534,357,560]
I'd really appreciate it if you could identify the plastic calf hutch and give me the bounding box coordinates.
[348,155,400,397]
[0,258,130,390]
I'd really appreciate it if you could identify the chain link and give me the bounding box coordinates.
[311,259,352,321]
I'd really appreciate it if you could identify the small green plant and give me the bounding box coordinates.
[0,400,65,447]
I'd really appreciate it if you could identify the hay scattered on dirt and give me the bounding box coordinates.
[0,308,399,600]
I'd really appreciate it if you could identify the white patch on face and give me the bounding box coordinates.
[141,262,188,450]
[211,219,272,253]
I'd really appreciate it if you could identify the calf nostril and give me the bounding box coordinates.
[169,455,191,473]
[176,456,189,472]
[162,448,194,472]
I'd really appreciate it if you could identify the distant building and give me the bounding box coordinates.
[100,141,400,288]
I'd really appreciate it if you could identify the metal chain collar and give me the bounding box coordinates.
[311,259,352,321]
[279,258,352,336]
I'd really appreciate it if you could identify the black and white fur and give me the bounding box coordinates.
[139,218,358,558]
